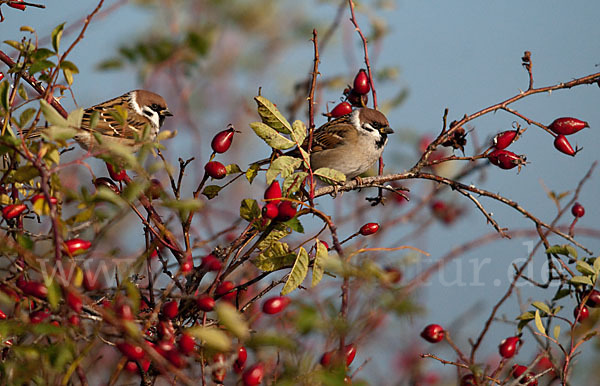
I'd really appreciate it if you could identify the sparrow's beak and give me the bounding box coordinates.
[380,126,394,134]
[163,109,174,117]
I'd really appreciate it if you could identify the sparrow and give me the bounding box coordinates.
[260,108,394,179]
[29,90,173,150]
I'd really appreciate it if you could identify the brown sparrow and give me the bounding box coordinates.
[262,108,393,179]
[30,90,173,150]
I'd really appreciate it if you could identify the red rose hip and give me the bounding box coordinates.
[329,102,353,118]
[264,180,282,204]
[498,336,520,358]
[211,126,235,153]
[571,202,585,218]
[492,130,519,150]
[205,161,227,179]
[359,222,379,236]
[553,134,577,156]
[2,204,27,220]
[64,238,92,255]
[487,149,526,170]
[420,324,444,343]
[242,363,264,386]
[8,0,26,10]
[584,289,600,307]
[353,69,371,95]
[276,201,297,221]
[196,295,215,311]
[548,117,589,135]
[574,304,589,322]
[262,203,279,220]
[106,162,127,181]
[262,296,291,314]
[117,342,145,361]
[161,300,178,319]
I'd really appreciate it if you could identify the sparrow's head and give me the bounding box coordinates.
[351,108,394,147]
[131,90,173,129]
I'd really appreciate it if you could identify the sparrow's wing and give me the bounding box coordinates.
[307,120,356,152]
[81,95,150,140]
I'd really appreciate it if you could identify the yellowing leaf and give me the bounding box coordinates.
[40,99,68,127]
[313,167,346,184]
[282,171,308,194]
[291,120,307,146]
[216,302,249,340]
[266,156,302,185]
[186,326,231,352]
[253,241,295,271]
[254,96,292,134]
[534,310,546,336]
[246,163,260,184]
[281,247,309,295]
[553,325,561,340]
[312,240,327,287]
[250,122,295,150]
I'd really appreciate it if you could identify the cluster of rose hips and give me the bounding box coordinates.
[327,69,371,118]
[420,324,547,385]
[261,180,297,222]
[486,116,589,171]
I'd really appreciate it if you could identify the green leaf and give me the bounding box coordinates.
[281,247,309,295]
[516,311,535,321]
[17,84,27,101]
[250,122,295,150]
[32,48,55,62]
[284,217,304,233]
[576,260,595,276]
[266,156,302,185]
[67,108,83,128]
[517,319,532,333]
[0,81,9,111]
[186,326,231,352]
[570,275,593,286]
[531,301,551,315]
[45,279,61,311]
[59,60,79,73]
[552,288,571,301]
[534,310,546,336]
[240,198,260,221]
[13,165,39,182]
[254,96,292,134]
[282,171,308,194]
[51,23,65,52]
[121,179,149,202]
[291,120,307,146]
[594,257,600,275]
[566,245,578,259]
[257,228,290,250]
[63,69,73,86]
[16,234,33,250]
[161,198,203,218]
[553,325,561,340]
[313,167,346,184]
[312,240,327,287]
[247,332,296,350]
[29,59,55,75]
[226,163,242,174]
[246,163,260,183]
[253,241,295,271]
[42,126,78,142]
[19,108,37,128]
[40,99,68,127]
[202,185,222,199]
[216,302,249,340]
[3,40,23,51]
[545,244,577,259]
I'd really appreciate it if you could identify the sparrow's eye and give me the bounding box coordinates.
[150,103,161,111]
